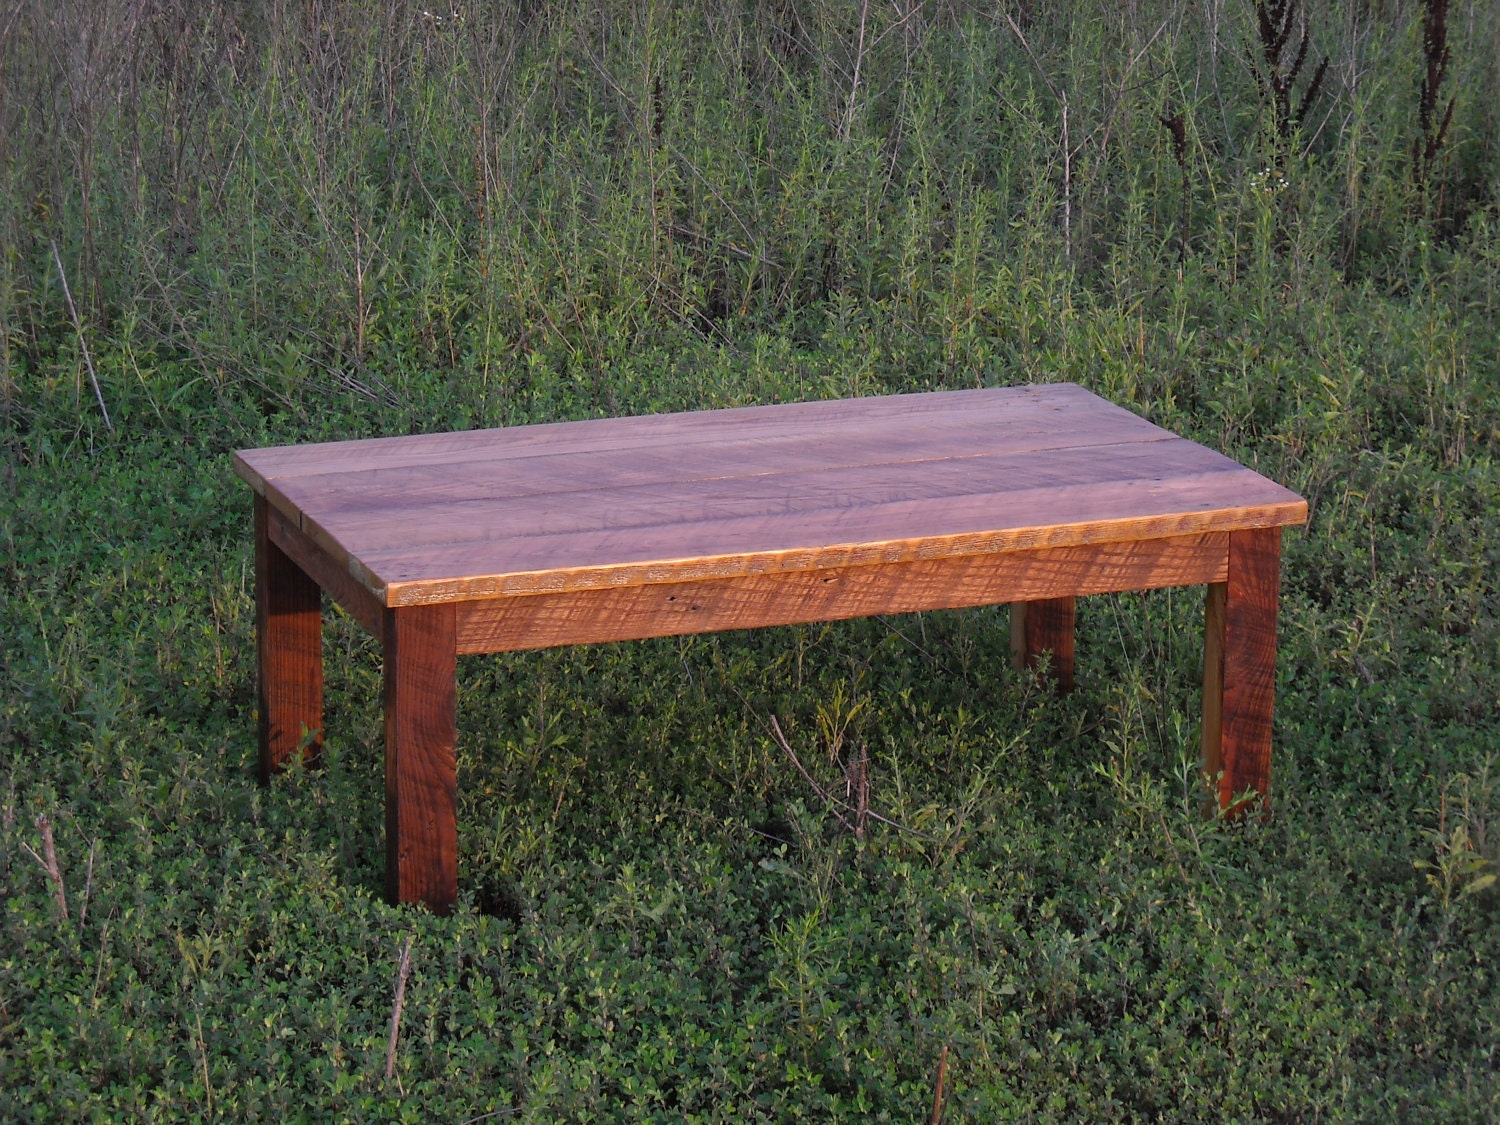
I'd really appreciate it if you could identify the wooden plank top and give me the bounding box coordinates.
[234,384,1307,607]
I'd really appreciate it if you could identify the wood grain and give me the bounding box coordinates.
[233,384,1307,607]
[255,494,323,780]
[1201,527,1282,815]
[364,469,1293,606]
[265,498,384,641]
[383,603,458,912]
[234,383,1161,485]
[237,385,1307,909]
[251,407,1174,513]
[1201,580,1227,809]
[1010,598,1076,691]
[454,534,1226,653]
[304,434,1228,555]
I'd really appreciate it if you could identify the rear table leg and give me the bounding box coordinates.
[384,604,458,913]
[1202,527,1282,815]
[255,494,323,782]
[1011,597,1076,691]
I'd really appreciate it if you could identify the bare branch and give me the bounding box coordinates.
[929,1043,950,1124]
[384,934,414,1085]
[769,716,857,835]
[21,814,69,921]
[50,241,113,432]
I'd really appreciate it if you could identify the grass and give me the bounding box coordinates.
[3,0,1500,1119]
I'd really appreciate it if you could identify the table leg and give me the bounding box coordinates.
[1201,527,1282,814]
[1010,597,1076,691]
[254,494,323,782]
[383,603,458,913]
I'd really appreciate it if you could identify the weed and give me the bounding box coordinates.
[1250,0,1330,147]
[1416,761,1499,913]
[2,0,1500,1118]
[1413,0,1456,210]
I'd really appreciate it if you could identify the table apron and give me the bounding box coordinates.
[453,532,1229,654]
[266,500,386,640]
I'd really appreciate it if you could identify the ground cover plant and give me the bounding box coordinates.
[3,0,1500,1119]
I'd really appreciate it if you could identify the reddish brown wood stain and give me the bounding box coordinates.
[456,535,1226,654]
[236,384,1306,606]
[265,500,383,639]
[1012,597,1077,691]
[254,494,323,780]
[384,603,457,913]
[1203,528,1283,813]
[239,384,1307,909]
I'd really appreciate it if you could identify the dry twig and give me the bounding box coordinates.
[21,813,69,921]
[767,716,936,843]
[770,715,858,836]
[50,240,113,432]
[385,933,414,1084]
[79,838,98,930]
[929,1043,950,1124]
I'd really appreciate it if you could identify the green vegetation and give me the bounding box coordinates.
[3,0,1499,1118]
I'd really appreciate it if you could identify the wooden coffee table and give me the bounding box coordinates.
[235,384,1306,911]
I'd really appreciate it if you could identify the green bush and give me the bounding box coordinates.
[3,0,1499,1119]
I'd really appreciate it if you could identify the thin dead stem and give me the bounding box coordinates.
[929,1042,950,1124]
[385,933,414,1085]
[767,715,936,843]
[194,1009,214,1112]
[771,715,859,836]
[50,240,113,432]
[999,10,1172,263]
[839,0,873,141]
[21,813,69,921]
[79,838,98,930]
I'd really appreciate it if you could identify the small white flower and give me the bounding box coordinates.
[1249,167,1288,195]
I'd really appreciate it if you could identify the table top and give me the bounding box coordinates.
[234,383,1307,607]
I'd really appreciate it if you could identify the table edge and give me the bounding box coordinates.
[372,500,1307,607]
[234,389,1309,610]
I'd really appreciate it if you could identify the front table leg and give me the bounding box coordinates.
[254,494,323,781]
[1010,597,1076,691]
[383,603,458,912]
[1202,527,1283,814]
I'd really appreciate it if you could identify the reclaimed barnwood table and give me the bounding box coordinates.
[235,383,1306,912]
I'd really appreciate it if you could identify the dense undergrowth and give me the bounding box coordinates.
[3,0,1500,1119]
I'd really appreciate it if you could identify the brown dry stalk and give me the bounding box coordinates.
[1160,108,1190,262]
[79,838,98,930]
[195,1010,214,1112]
[50,240,113,432]
[849,742,870,842]
[929,1043,950,1124]
[1414,0,1455,191]
[767,715,934,843]
[1251,0,1329,143]
[21,813,69,921]
[385,933,414,1083]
